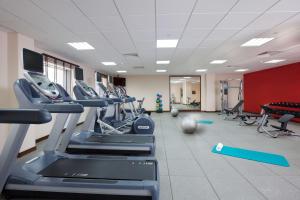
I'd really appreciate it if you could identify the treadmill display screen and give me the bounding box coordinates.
[75,67,84,80]
[23,48,44,73]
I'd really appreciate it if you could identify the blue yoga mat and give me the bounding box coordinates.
[197,120,214,124]
[212,145,289,167]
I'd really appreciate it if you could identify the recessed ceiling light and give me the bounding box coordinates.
[156,60,170,64]
[235,69,249,72]
[67,42,95,50]
[196,69,207,72]
[264,59,286,64]
[116,70,127,73]
[157,40,178,48]
[210,60,227,64]
[241,38,274,47]
[184,77,191,79]
[102,62,117,66]
[156,69,167,73]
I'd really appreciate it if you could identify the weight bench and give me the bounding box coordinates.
[223,100,244,120]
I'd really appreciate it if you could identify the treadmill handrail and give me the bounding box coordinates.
[0,109,51,124]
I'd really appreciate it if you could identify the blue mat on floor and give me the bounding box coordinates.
[212,145,289,167]
[197,120,214,124]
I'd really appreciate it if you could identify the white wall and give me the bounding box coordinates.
[126,75,170,111]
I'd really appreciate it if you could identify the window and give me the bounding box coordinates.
[43,54,76,96]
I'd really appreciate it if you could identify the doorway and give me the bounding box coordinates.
[170,76,201,111]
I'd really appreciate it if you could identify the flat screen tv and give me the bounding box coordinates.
[75,67,84,80]
[23,48,44,73]
[113,77,126,87]
[96,72,101,82]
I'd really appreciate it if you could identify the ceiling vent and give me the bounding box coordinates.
[225,65,239,68]
[123,53,139,57]
[257,51,282,58]
[132,66,144,69]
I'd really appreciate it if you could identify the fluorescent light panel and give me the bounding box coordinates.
[116,70,127,73]
[241,38,274,47]
[210,60,227,64]
[156,69,167,72]
[235,69,248,72]
[68,42,94,50]
[102,62,117,66]
[156,60,170,64]
[184,77,191,79]
[157,40,178,48]
[196,69,207,72]
[264,59,285,64]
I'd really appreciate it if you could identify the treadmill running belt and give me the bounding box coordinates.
[87,134,154,143]
[39,158,156,181]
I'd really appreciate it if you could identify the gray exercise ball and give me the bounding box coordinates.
[181,117,197,134]
[171,108,179,117]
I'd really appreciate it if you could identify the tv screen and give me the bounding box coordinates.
[96,72,101,82]
[113,77,126,87]
[108,76,113,84]
[23,48,44,73]
[75,67,84,80]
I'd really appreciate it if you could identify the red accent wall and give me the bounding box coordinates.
[244,62,300,113]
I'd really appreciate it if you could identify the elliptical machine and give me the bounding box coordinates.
[74,67,155,135]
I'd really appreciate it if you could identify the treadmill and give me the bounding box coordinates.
[2,48,159,200]
[61,67,155,156]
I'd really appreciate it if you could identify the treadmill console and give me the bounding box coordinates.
[25,71,60,100]
[76,80,98,99]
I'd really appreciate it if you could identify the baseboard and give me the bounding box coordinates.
[18,146,37,158]
[36,135,49,143]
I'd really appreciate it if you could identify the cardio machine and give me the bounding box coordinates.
[76,67,154,135]
[2,48,159,200]
[64,67,155,156]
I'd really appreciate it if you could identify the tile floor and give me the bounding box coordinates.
[153,112,300,200]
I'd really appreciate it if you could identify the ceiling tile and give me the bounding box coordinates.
[231,0,278,12]
[194,0,238,13]
[102,30,136,53]
[188,13,225,29]
[157,29,182,39]
[246,12,296,30]
[124,15,155,30]
[157,14,189,30]
[115,0,155,15]
[207,29,239,40]
[130,30,155,42]
[91,15,126,31]
[156,0,196,14]
[73,0,118,17]
[216,13,260,29]
[269,0,300,12]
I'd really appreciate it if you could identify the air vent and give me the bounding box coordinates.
[225,65,239,68]
[123,53,139,57]
[257,51,282,58]
[132,66,144,69]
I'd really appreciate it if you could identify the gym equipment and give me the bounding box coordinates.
[220,79,243,114]
[3,48,159,200]
[197,120,214,124]
[181,116,197,134]
[68,67,156,156]
[0,109,52,195]
[171,108,179,117]
[223,100,244,120]
[258,103,300,138]
[237,113,262,126]
[156,93,163,113]
[212,143,289,167]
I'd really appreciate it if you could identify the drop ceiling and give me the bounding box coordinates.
[0,0,300,75]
